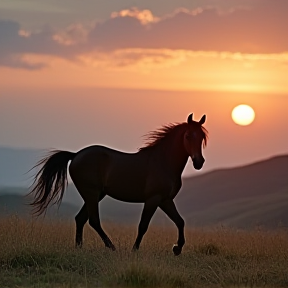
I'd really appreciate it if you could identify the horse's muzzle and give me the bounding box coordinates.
[192,157,205,170]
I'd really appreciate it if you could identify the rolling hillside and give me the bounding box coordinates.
[176,155,288,228]
[0,154,287,228]
[0,192,79,219]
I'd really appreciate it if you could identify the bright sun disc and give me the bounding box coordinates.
[232,104,255,126]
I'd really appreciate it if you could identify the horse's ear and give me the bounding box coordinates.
[187,113,193,123]
[199,115,206,125]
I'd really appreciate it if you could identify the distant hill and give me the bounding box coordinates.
[0,153,287,229]
[176,155,288,228]
[0,193,79,219]
[0,146,42,187]
[0,189,144,223]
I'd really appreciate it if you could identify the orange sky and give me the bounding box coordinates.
[1,50,288,94]
[1,1,288,94]
[0,0,288,176]
[1,88,287,176]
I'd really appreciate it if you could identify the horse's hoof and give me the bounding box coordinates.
[110,244,116,251]
[75,242,82,249]
[172,245,182,256]
[132,245,138,252]
[106,243,116,251]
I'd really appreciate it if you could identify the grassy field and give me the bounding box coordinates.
[0,216,287,288]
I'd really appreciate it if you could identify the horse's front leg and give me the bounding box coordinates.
[132,194,162,251]
[159,199,185,256]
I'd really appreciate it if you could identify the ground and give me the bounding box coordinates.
[0,216,287,288]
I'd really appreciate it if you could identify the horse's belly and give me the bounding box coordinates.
[105,186,146,203]
[104,171,147,203]
[103,152,150,202]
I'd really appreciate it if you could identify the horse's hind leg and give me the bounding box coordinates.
[75,203,88,247]
[86,198,115,251]
[75,193,107,248]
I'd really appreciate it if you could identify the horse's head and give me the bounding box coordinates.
[184,113,207,170]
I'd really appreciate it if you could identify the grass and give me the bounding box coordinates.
[0,215,288,288]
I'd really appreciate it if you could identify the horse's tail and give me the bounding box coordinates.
[28,150,76,216]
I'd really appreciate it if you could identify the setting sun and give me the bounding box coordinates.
[231,104,255,126]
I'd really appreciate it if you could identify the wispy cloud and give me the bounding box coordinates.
[78,49,288,74]
[110,7,159,25]
[0,19,76,68]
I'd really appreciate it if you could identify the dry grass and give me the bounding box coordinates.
[0,215,288,288]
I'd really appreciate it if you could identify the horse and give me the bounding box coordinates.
[28,113,208,255]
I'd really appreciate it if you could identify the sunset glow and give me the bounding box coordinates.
[1,50,288,94]
[0,0,287,176]
[1,2,288,94]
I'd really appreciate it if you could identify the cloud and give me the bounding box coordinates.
[89,2,288,53]
[78,49,288,74]
[52,23,90,46]
[0,19,78,68]
[0,54,46,70]
[110,7,159,25]
[78,49,195,72]
[0,0,287,69]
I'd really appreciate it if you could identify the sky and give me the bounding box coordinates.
[0,0,288,177]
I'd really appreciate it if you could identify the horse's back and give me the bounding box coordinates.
[69,145,151,202]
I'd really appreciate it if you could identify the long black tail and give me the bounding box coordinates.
[28,150,76,216]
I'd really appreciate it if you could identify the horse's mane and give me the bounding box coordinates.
[139,122,208,151]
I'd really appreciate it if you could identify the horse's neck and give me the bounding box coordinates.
[155,130,189,177]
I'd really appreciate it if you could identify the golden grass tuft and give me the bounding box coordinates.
[0,215,288,287]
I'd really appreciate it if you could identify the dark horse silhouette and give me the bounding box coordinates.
[29,113,208,255]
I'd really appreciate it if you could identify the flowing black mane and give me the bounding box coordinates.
[139,122,208,151]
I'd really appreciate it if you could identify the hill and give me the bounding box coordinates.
[176,155,288,228]
[0,155,287,228]
[0,193,79,219]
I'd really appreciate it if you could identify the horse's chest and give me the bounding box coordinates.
[169,189,178,199]
[169,182,181,199]
[147,175,181,199]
